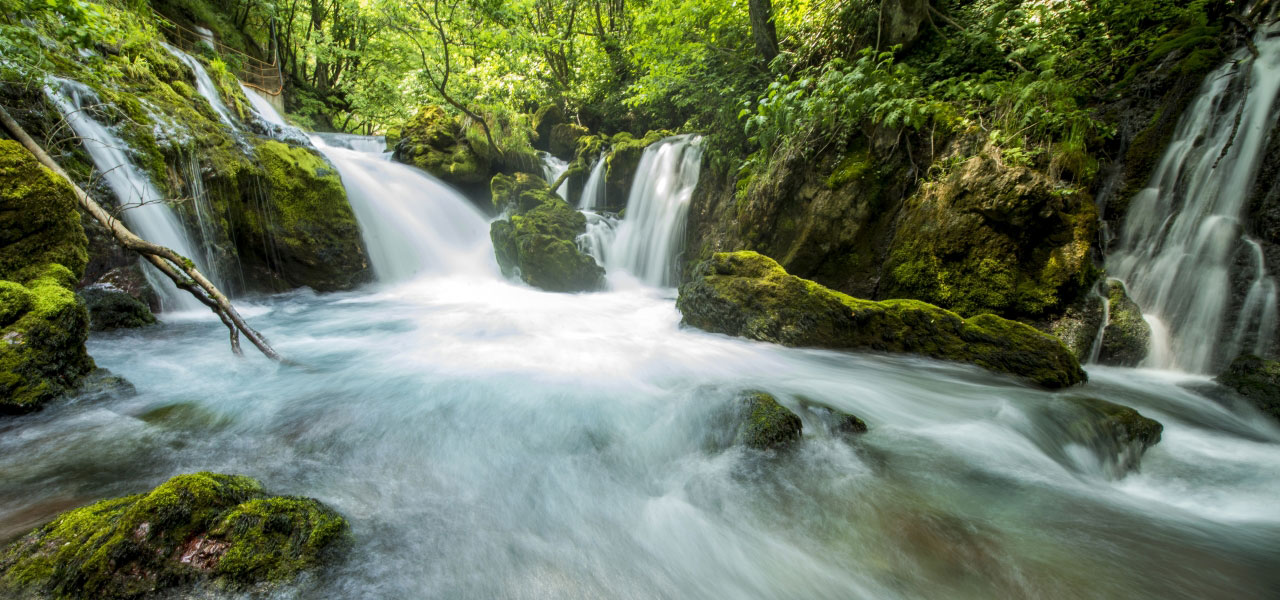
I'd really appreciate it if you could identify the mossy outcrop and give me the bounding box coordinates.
[489,173,604,292]
[532,104,566,152]
[0,140,95,414]
[1031,397,1163,477]
[248,140,370,291]
[1216,354,1280,423]
[77,284,157,331]
[393,106,492,185]
[549,123,589,160]
[677,252,1086,388]
[1097,281,1151,367]
[881,154,1099,320]
[1042,285,1106,361]
[737,392,803,450]
[0,472,349,599]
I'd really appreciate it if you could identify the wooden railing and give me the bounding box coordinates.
[156,15,283,96]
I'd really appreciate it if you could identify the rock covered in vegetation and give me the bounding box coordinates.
[737,392,803,450]
[677,252,1086,388]
[0,473,349,599]
[532,104,566,152]
[1097,281,1150,367]
[881,154,1099,320]
[549,123,589,160]
[1216,354,1280,422]
[1041,397,1163,477]
[489,173,604,292]
[393,105,492,184]
[93,265,160,312]
[249,140,371,291]
[0,140,95,414]
[77,284,157,331]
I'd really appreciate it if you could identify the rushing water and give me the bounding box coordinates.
[579,156,607,211]
[45,78,217,311]
[1108,26,1280,373]
[609,135,704,286]
[162,43,238,130]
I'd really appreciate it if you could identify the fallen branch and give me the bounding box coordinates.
[0,104,282,362]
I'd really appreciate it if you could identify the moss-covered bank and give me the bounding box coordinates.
[677,251,1085,388]
[0,472,348,599]
[0,140,95,414]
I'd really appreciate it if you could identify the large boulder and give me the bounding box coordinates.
[1216,354,1280,422]
[247,140,371,291]
[393,105,491,185]
[0,473,348,599]
[77,283,157,331]
[678,252,1086,388]
[532,104,566,152]
[0,140,95,414]
[489,173,604,292]
[1097,280,1151,366]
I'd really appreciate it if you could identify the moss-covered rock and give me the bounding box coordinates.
[1097,280,1151,367]
[737,392,803,450]
[678,252,1086,388]
[881,153,1099,320]
[1028,397,1163,478]
[602,130,671,206]
[1216,354,1280,423]
[532,104,566,152]
[1042,283,1106,361]
[489,174,604,292]
[0,140,95,414]
[393,105,491,185]
[0,472,349,599]
[549,123,589,160]
[77,284,157,331]
[248,140,370,291]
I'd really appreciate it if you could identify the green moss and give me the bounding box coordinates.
[678,252,1086,388]
[1063,397,1163,449]
[0,141,94,413]
[393,105,492,185]
[825,150,873,189]
[1097,281,1150,367]
[78,285,158,331]
[739,392,803,450]
[489,174,604,292]
[249,140,370,291]
[0,473,349,599]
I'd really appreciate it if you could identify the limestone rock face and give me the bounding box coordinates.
[489,174,604,292]
[0,140,95,414]
[677,252,1086,388]
[0,472,349,599]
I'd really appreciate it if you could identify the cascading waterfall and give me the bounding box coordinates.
[45,78,217,311]
[309,133,497,281]
[540,153,571,200]
[1107,25,1280,372]
[578,156,606,210]
[608,134,704,286]
[241,83,288,128]
[162,43,238,129]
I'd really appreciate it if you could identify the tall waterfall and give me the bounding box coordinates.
[309,133,496,281]
[45,78,215,311]
[608,134,704,286]
[162,43,237,129]
[1107,27,1280,373]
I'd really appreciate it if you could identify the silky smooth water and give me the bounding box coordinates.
[609,135,704,286]
[1,273,1276,599]
[163,43,238,129]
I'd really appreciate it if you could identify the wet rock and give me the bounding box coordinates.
[489,173,604,292]
[678,252,1086,388]
[0,140,95,414]
[532,104,566,152]
[249,140,372,292]
[1041,283,1105,361]
[801,402,869,437]
[393,105,491,185]
[1097,281,1151,367]
[1040,397,1163,477]
[78,283,157,331]
[737,392,803,450]
[0,472,349,599]
[94,264,160,313]
[549,123,589,160]
[1216,354,1280,423]
[76,368,137,403]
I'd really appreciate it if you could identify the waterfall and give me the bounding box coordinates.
[540,153,570,200]
[607,134,704,286]
[1106,26,1280,373]
[240,83,287,128]
[45,78,216,311]
[579,156,606,210]
[309,133,497,282]
[177,145,241,291]
[1085,282,1111,365]
[162,43,237,129]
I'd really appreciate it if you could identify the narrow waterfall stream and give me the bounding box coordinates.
[5,72,1278,600]
[1108,25,1280,372]
[161,43,238,130]
[44,78,219,311]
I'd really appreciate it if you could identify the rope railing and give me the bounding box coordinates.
[155,15,284,96]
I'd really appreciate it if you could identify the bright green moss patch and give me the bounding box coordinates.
[393,105,491,184]
[738,392,803,450]
[0,473,349,599]
[489,174,604,293]
[678,252,1086,388]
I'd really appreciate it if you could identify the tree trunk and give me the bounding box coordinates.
[749,0,779,64]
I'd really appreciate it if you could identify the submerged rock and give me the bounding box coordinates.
[737,392,803,450]
[677,252,1086,388]
[1216,354,1280,422]
[1035,397,1163,477]
[489,173,604,292]
[249,140,371,292]
[77,284,156,331]
[0,140,95,414]
[0,473,348,599]
[1097,281,1151,367]
[94,265,160,313]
